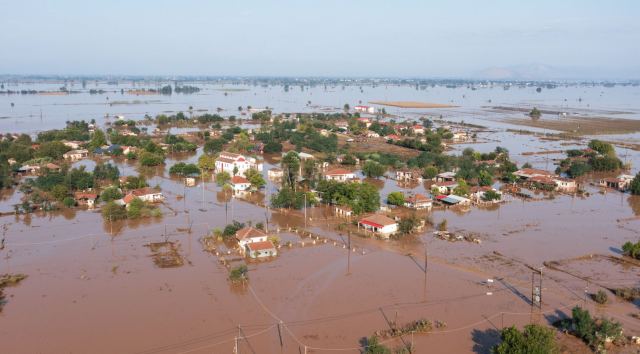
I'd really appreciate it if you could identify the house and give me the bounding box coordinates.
[121,146,138,155]
[385,134,401,141]
[358,214,398,238]
[527,175,557,190]
[435,171,457,182]
[62,140,83,149]
[553,177,577,192]
[63,149,88,161]
[404,194,433,210]
[435,194,471,206]
[94,145,122,155]
[452,131,471,142]
[74,192,98,209]
[357,117,372,127]
[121,188,164,206]
[44,163,61,173]
[17,164,40,175]
[396,168,422,183]
[470,186,501,202]
[215,151,263,177]
[366,131,380,138]
[231,175,252,192]
[268,168,283,180]
[246,241,278,259]
[514,168,555,180]
[324,168,357,182]
[411,125,425,135]
[184,177,196,187]
[235,227,269,249]
[431,181,458,195]
[334,205,353,218]
[354,105,376,114]
[599,174,634,192]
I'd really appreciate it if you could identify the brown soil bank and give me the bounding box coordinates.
[501,116,640,135]
[369,101,457,108]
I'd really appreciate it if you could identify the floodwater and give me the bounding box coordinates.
[1,80,640,353]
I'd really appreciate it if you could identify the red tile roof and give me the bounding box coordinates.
[325,168,353,176]
[235,227,267,240]
[359,214,396,228]
[231,176,249,184]
[246,241,276,252]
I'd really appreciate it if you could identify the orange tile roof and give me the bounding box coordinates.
[246,241,277,252]
[235,227,267,240]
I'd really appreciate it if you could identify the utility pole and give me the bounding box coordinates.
[277,321,284,349]
[304,193,307,230]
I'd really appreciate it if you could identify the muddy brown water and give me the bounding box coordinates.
[2,82,640,353]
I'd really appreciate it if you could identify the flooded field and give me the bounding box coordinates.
[1,80,640,353]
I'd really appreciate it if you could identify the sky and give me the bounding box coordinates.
[1,0,639,79]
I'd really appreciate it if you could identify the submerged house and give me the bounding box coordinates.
[404,193,433,210]
[599,174,634,192]
[74,192,98,208]
[246,241,278,259]
[235,227,277,258]
[358,214,398,238]
[324,168,357,182]
[214,151,262,177]
[231,175,251,193]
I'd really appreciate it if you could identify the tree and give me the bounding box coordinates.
[126,197,145,219]
[51,184,69,201]
[386,191,405,206]
[492,324,558,354]
[282,151,301,189]
[529,107,541,119]
[62,197,75,208]
[139,151,164,166]
[100,186,123,202]
[101,201,127,221]
[229,264,248,283]
[93,163,120,181]
[343,103,350,113]
[478,170,494,186]
[363,335,391,354]
[215,171,231,187]
[362,161,385,178]
[621,240,640,259]
[482,190,501,202]
[588,140,615,157]
[630,173,640,195]
[453,179,469,196]
[197,154,216,171]
[169,162,200,176]
[422,166,438,180]
[398,214,419,235]
[88,129,107,150]
[263,141,283,153]
[122,175,148,190]
[35,141,70,160]
[245,169,265,189]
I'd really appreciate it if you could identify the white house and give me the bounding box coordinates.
[358,214,398,238]
[404,194,433,210]
[553,177,577,192]
[231,175,252,192]
[121,188,164,206]
[235,227,269,250]
[599,174,634,191]
[435,171,456,182]
[246,241,278,259]
[431,181,458,195]
[215,151,263,177]
[324,168,357,182]
[354,105,377,114]
[411,125,425,135]
[63,149,89,162]
[268,168,283,180]
[514,168,555,180]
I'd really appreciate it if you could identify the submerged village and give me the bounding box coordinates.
[1,79,640,353]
